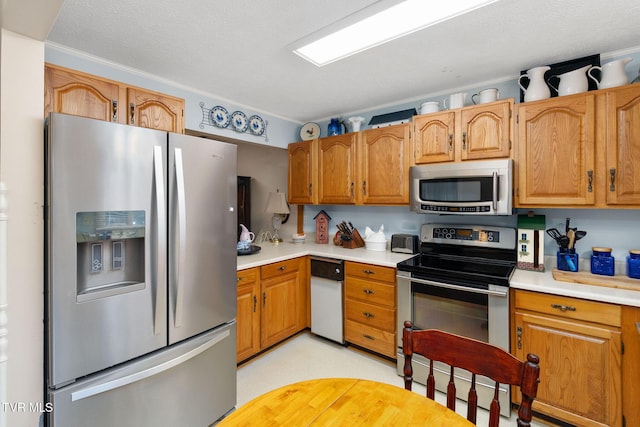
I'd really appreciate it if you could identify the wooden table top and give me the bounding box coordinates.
[219,378,474,426]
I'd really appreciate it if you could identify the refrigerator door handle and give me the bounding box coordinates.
[153,146,166,336]
[174,147,187,328]
[70,328,231,402]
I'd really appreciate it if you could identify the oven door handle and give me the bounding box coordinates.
[397,275,508,298]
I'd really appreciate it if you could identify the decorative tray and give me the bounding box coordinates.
[238,245,261,256]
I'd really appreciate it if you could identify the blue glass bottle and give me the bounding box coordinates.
[327,118,342,136]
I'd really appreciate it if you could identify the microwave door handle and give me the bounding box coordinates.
[492,171,498,212]
[153,146,166,336]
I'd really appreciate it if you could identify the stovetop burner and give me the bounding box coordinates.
[397,224,517,288]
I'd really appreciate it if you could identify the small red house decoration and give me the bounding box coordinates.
[314,210,331,244]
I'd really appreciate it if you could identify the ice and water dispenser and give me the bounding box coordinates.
[76,211,146,302]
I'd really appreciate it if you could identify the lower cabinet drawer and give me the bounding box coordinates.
[345,298,395,331]
[345,319,396,359]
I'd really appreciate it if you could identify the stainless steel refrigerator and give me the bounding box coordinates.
[45,113,237,426]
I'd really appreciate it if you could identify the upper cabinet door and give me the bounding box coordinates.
[288,140,317,204]
[127,87,184,133]
[358,123,411,205]
[318,134,357,204]
[460,100,512,161]
[604,85,640,205]
[517,94,596,206]
[413,111,455,164]
[45,64,120,123]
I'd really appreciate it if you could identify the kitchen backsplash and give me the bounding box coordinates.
[302,205,640,261]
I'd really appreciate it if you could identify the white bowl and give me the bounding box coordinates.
[292,233,306,243]
[364,239,387,251]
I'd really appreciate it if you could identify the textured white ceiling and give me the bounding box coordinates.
[45,0,640,123]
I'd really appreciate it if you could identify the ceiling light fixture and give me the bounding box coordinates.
[291,0,499,67]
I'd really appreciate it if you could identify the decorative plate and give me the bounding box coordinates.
[210,106,230,128]
[230,111,249,132]
[300,122,320,140]
[248,115,266,136]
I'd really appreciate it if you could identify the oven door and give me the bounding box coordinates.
[396,272,511,417]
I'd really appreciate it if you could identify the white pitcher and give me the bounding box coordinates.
[588,57,632,89]
[548,64,592,96]
[443,92,467,109]
[518,66,551,102]
[471,88,500,104]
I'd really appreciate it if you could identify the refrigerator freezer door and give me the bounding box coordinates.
[168,133,237,344]
[46,113,168,387]
[48,322,236,426]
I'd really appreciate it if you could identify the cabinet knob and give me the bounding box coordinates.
[278,266,287,271]
[129,103,135,124]
[587,170,593,192]
[112,100,118,122]
[462,131,467,150]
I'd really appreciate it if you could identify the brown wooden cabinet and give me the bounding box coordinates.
[260,257,308,349]
[621,305,640,427]
[357,123,411,205]
[344,261,397,358]
[317,133,357,204]
[413,99,513,164]
[512,290,622,427]
[602,85,640,205]
[516,84,640,208]
[237,257,308,363]
[288,123,410,206]
[288,140,317,204]
[516,93,596,206]
[45,63,184,133]
[236,268,261,363]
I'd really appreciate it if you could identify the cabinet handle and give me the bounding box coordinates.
[253,295,257,313]
[448,134,453,152]
[237,277,241,283]
[517,326,522,350]
[278,266,287,271]
[363,334,375,341]
[609,168,616,192]
[551,303,576,312]
[362,181,367,195]
[129,103,135,124]
[462,131,467,150]
[308,183,312,196]
[263,292,266,307]
[363,312,375,318]
[362,269,375,275]
[587,170,593,192]
[350,182,354,196]
[362,289,375,295]
[112,100,118,122]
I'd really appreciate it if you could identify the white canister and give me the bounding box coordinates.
[419,101,440,115]
[443,92,467,110]
[471,88,500,104]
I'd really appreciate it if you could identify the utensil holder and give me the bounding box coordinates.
[557,249,579,272]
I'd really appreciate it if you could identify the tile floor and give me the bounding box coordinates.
[236,332,551,426]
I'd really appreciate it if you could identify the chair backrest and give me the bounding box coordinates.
[402,321,540,427]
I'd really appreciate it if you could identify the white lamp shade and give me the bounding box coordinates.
[264,191,290,214]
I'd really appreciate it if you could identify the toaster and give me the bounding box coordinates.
[390,234,419,254]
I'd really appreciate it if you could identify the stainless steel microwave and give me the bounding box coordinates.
[409,159,513,215]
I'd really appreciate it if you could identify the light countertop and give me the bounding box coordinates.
[236,240,414,270]
[238,244,640,307]
[511,257,640,307]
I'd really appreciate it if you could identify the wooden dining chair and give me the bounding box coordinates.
[402,321,540,427]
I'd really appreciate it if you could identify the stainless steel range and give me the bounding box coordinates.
[396,223,516,417]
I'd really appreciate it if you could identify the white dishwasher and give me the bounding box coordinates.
[310,256,345,344]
